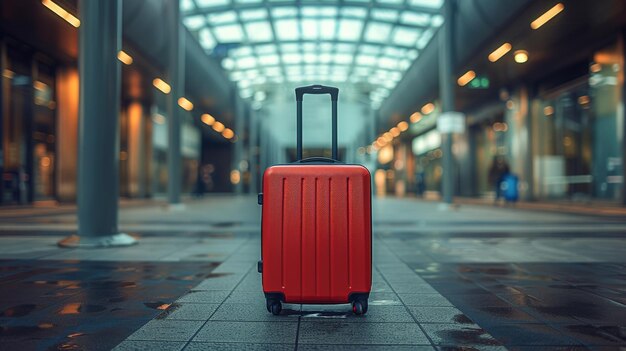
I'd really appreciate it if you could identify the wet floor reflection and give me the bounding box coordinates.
[0,259,219,350]
[409,261,626,347]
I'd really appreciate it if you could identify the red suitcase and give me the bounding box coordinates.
[258,85,372,315]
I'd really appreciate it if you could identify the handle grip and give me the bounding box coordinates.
[295,85,339,161]
[293,157,342,164]
[295,85,339,101]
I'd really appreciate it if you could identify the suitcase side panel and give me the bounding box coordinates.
[262,165,372,303]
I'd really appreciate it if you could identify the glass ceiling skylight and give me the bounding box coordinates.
[182,0,444,109]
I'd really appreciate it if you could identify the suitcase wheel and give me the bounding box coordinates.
[352,298,368,315]
[266,299,282,315]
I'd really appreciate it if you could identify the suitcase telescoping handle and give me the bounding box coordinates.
[295,85,339,162]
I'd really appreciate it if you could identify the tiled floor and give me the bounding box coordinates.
[0,196,625,350]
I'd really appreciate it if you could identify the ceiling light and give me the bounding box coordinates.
[457,70,476,86]
[514,50,529,63]
[212,121,225,133]
[383,132,394,142]
[544,106,554,116]
[410,112,422,123]
[222,128,235,139]
[201,113,215,126]
[117,50,133,65]
[397,121,409,131]
[488,43,512,62]
[152,78,171,94]
[531,3,564,30]
[177,97,193,111]
[41,0,80,28]
[390,127,400,137]
[421,103,435,115]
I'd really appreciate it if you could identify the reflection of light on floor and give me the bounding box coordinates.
[156,303,170,310]
[59,303,80,315]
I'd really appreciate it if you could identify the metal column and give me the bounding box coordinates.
[249,108,259,194]
[166,0,184,206]
[439,0,456,205]
[233,94,245,194]
[59,0,135,247]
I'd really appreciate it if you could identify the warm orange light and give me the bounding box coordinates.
[383,132,394,142]
[230,170,241,184]
[421,103,435,115]
[390,127,401,137]
[178,97,193,111]
[377,136,387,146]
[152,78,171,94]
[578,95,590,105]
[212,121,225,133]
[42,0,80,27]
[3,69,15,79]
[410,112,422,123]
[397,121,409,131]
[531,3,564,30]
[488,43,512,62]
[201,113,215,126]
[457,70,476,86]
[117,50,133,65]
[222,128,235,139]
[590,63,601,73]
[514,50,529,64]
[33,80,48,91]
[544,105,554,116]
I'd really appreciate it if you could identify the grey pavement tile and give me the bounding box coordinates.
[408,306,476,324]
[113,340,186,351]
[177,290,231,304]
[398,293,454,307]
[301,305,414,323]
[126,320,204,341]
[299,346,435,351]
[192,275,243,291]
[390,282,440,294]
[184,342,294,351]
[420,323,502,347]
[460,306,539,327]
[298,321,430,345]
[484,323,582,346]
[437,346,508,351]
[193,321,298,343]
[210,303,300,321]
[555,324,626,346]
[369,292,403,306]
[223,290,265,304]
[159,303,220,320]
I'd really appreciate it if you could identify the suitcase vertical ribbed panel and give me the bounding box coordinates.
[261,164,372,304]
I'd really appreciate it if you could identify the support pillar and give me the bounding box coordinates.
[249,108,259,194]
[439,0,456,205]
[233,94,244,194]
[59,0,135,247]
[167,0,184,206]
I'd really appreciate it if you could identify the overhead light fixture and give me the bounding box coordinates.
[222,128,235,139]
[212,121,225,133]
[3,69,15,79]
[514,50,529,64]
[488,43,512,62]
[382,132,394,142]
[410,112,422,123]
[421,103,435,115]
[201,113,215,126]
[390,127,401,137]
[177,97,193,111]
[531,3,564,30]
[543,105,554,116]
[590,63,601,73]
[457,70,476,86]
[42,0,80,28]
[117,51,133,65]
[397,121,409,131]
[152,78,171,94]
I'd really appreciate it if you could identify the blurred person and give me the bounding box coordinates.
[488,156,510,205]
